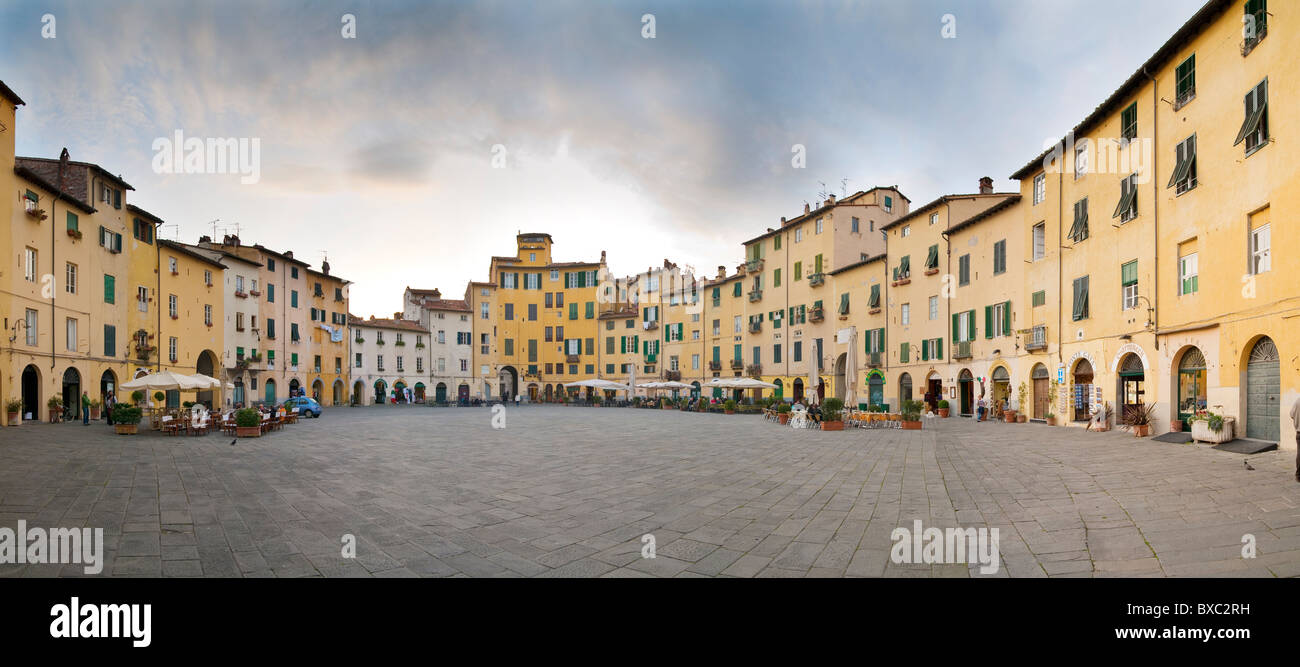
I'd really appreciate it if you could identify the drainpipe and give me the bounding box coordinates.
[1143,65,1159,352]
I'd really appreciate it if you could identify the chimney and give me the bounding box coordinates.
[199,235,212,244]
[717,265,727,279]
[826,194,836,206]
[804,203,811,214]
[431,288,441,298]
[284,250,294,259]
[321,259,331,275]
[780,217,786,224]
[979,176,994,195]
[600,250,606,263]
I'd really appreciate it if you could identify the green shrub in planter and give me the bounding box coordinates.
[131,390,145,405]
[777,403,791,414]
[153,391,166,403]
[112,404,143,425]
[821,397,844,422]
[235,408,261,428]
[937,399,949,409]
[723,399,737,412]
[900,400,923,422]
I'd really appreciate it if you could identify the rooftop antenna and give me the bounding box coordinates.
[817,181,828,201]
[841,178,849,197]
[164,224,180,240]
[205,218,220,240]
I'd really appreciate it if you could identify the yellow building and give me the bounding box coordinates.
[5,141,135,423]
[827,253,889,407]
[154,240,225,406]
[484,233,606,401]
[1009,0,1294,444]
[305,265,351,405]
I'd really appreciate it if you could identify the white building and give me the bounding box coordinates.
[403,287,476,403]
[186,241,263,407]
[347,315,430,404]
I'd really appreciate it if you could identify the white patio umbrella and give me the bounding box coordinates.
[843,328,857,409]
[626,364,637,400]
[121,370,209,392]
[807,362,820,408]
[564,379,631,391]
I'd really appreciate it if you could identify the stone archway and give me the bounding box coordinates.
[100,369,117,406]
[21,365,41,421]
[62,367,82,420]
[196,349,218,408]
[1244,337,1279,441]
[833,353,847,400]
[311,378,324,401]
[352,380,365,406]
[498,366,518,401]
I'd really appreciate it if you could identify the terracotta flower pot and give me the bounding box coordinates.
[1169,420,1184,433]
[778,414,790,425]
[724,410,735,415]
[1004,411,1016,423]
[822,421,844,431]
[938,408,949,418]
[114,424,138,435]
[1133,424,1150,438]
[90,407,101,420]
[1017,415,1027,423]
[7,412,19,426]
[237,426,262,438]
[901,420,922,430]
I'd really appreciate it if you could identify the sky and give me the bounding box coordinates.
[0,0,1207,317]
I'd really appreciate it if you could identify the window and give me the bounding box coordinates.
[1074,140,1088,178]
[773,235,781,251]
[204,305,213,326]
[956,310,972,342]
[773,268,781,287]
[1251,221,1271,275]
[525,273,540,289]
[993,240,1006,275]
[168,257,178,274]
[1032,290,1046,307]
[851,217,859,233]
[24,248,36,282]
[267,284,275,302]
[66,211,79,233]
[169,337,178,363]
[1169,135,1197,194]
[1236,79,1268,154]
[1114,174,1138,222]
[900,303,910,326]
[929,213,938,226]
[815,218,823,234]
[24,309,38,346]
[103,274,115,304]
[528,304,537,321]
[65,317,77,352]
[1071,276,1090,321]
[925,244,939,271]
[883,195,893,213]
[990,302,1010,337]
[290,266,299,279]
[1032,223,1046,261]
[901,225,910,238]
[1120,102,1137,142]
[929,295,938,320]
[1121,261,1139,310]
[504,303,513,320]
[1179,251,1198,295]
[205,271,213,286]
[1243,0,1267,51]
[290,290,298,308]
[355,353,362,368]
[103,324,115,356]
[65,263,77,294]
[480,302,489,319]
[1068,199,1089,243]
[132,218,154,244]
[1175,54,1195,106]
[958,254,970,286]
[733,316,742,333]
[1032,173,1046,205]
[794,261,802,281]
[168,294,178,318]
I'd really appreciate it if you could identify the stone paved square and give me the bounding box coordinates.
[1,406,1297,578]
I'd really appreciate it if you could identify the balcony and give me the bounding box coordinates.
[951,341,972,360]
[566,354,580,364]
[314,288,325,298]
[234,290,248,299]
[809,307,825,323]
[665,370,681,381]
[708,361,722,371]
[745,364,762,378]
[745,258,764,274]
[748,321,762,334]
[1025,325,1048,352]
[25,198,47,220]
[748,290,762,302]
[134,345,156,361]
[642,320,659,331]
[249,289,260,297]
[729,359,744,371]
[867,351,882,368]
[808,273,825,287]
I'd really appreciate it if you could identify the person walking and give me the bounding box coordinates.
[1291,396,1300,482]
[976,393,986,422]
[105,393,115,425]
[81,391,91,425]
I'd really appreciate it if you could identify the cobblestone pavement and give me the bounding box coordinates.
[1,406,1297,578]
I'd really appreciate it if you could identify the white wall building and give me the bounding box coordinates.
[403,287,476,403]
[347,315,430,404]
[187,242,263,407]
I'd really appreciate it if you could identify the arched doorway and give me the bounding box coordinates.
[792,378,804,403]
[289,378,302,399]
[311,379,324,401]
[1118,354,1146,419]
[265,379,277,405]
[21,365,40,421]
[1176,348,1206,428]
[62,367,82,420]
[457,383,469,403]
[1245,337,1279,441]
[527,383,539,401]
[543,384,554,401]
[100,370,117,407]
[332,380,343,406]
[414,382,426,402]
[393,381,407,403]
[897,372,912,410]
[499,366,518,401]
[864,370,884,408]
[691,380,702,399]
[771,378,782,401]
[1031,364,1049,419]
[991,366,1011,411]
[435,382,447,403]
[196,350,217,407]
[833,353,847,400]
[1072,359,1095,422]
[373,379,386,404]
[352,380,365,406]
[234,378,246,407]
[958,369,974,416]
[925,372,942,412]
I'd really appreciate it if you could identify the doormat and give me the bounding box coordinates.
[1213,438,1277,454]
[1151,432,1193,444]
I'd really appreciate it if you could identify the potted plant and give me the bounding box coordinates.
[1121,403,1158,437]
[821,398,845,431]
[724,399,737,415]
[235,408,262,438]
[89,398,101,420]
[131,390,145,405]
[112,404,143,435]
[937,399,950,418]
[153,391,166,405]
[1010,383,1026,422]
[1191,410,1235,444]
[1169,419,1184,433]
[1045,412,1056,426]
[900,400,923,430]
[47,395,64,423]
[777,403,791,425]
[6,399,23,425]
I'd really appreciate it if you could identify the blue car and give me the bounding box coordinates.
[280,396,323,418]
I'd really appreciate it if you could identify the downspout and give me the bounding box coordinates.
[1143,65,1159,351]
[1057,167,1064,366]
[155,231,161,374]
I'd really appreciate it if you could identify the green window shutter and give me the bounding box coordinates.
[103,274,115,303]
[794,262,802,280]
[1121,261,1138,286]
[969,310,977,340]
[712,346,719,363]
[733,282,742,297]
[878,328,886,353]
[733,344,742,361]
[569,303,577,320]
[935,337,943,360]
[814,254,823,274]
[1002,301,1012,336]
[921,341,929,361]
[926,245,938,269]
[839,292,849,315]
[868,284,880,308]
[900,255,910,276]
[900,342,909,364]
[773,268,781,287]
[620,336,626,353]
[985,305,993,339]
[952,313,959,342]
[66,211,78,232]
[585,302,594,319]
[291,353,299,366]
